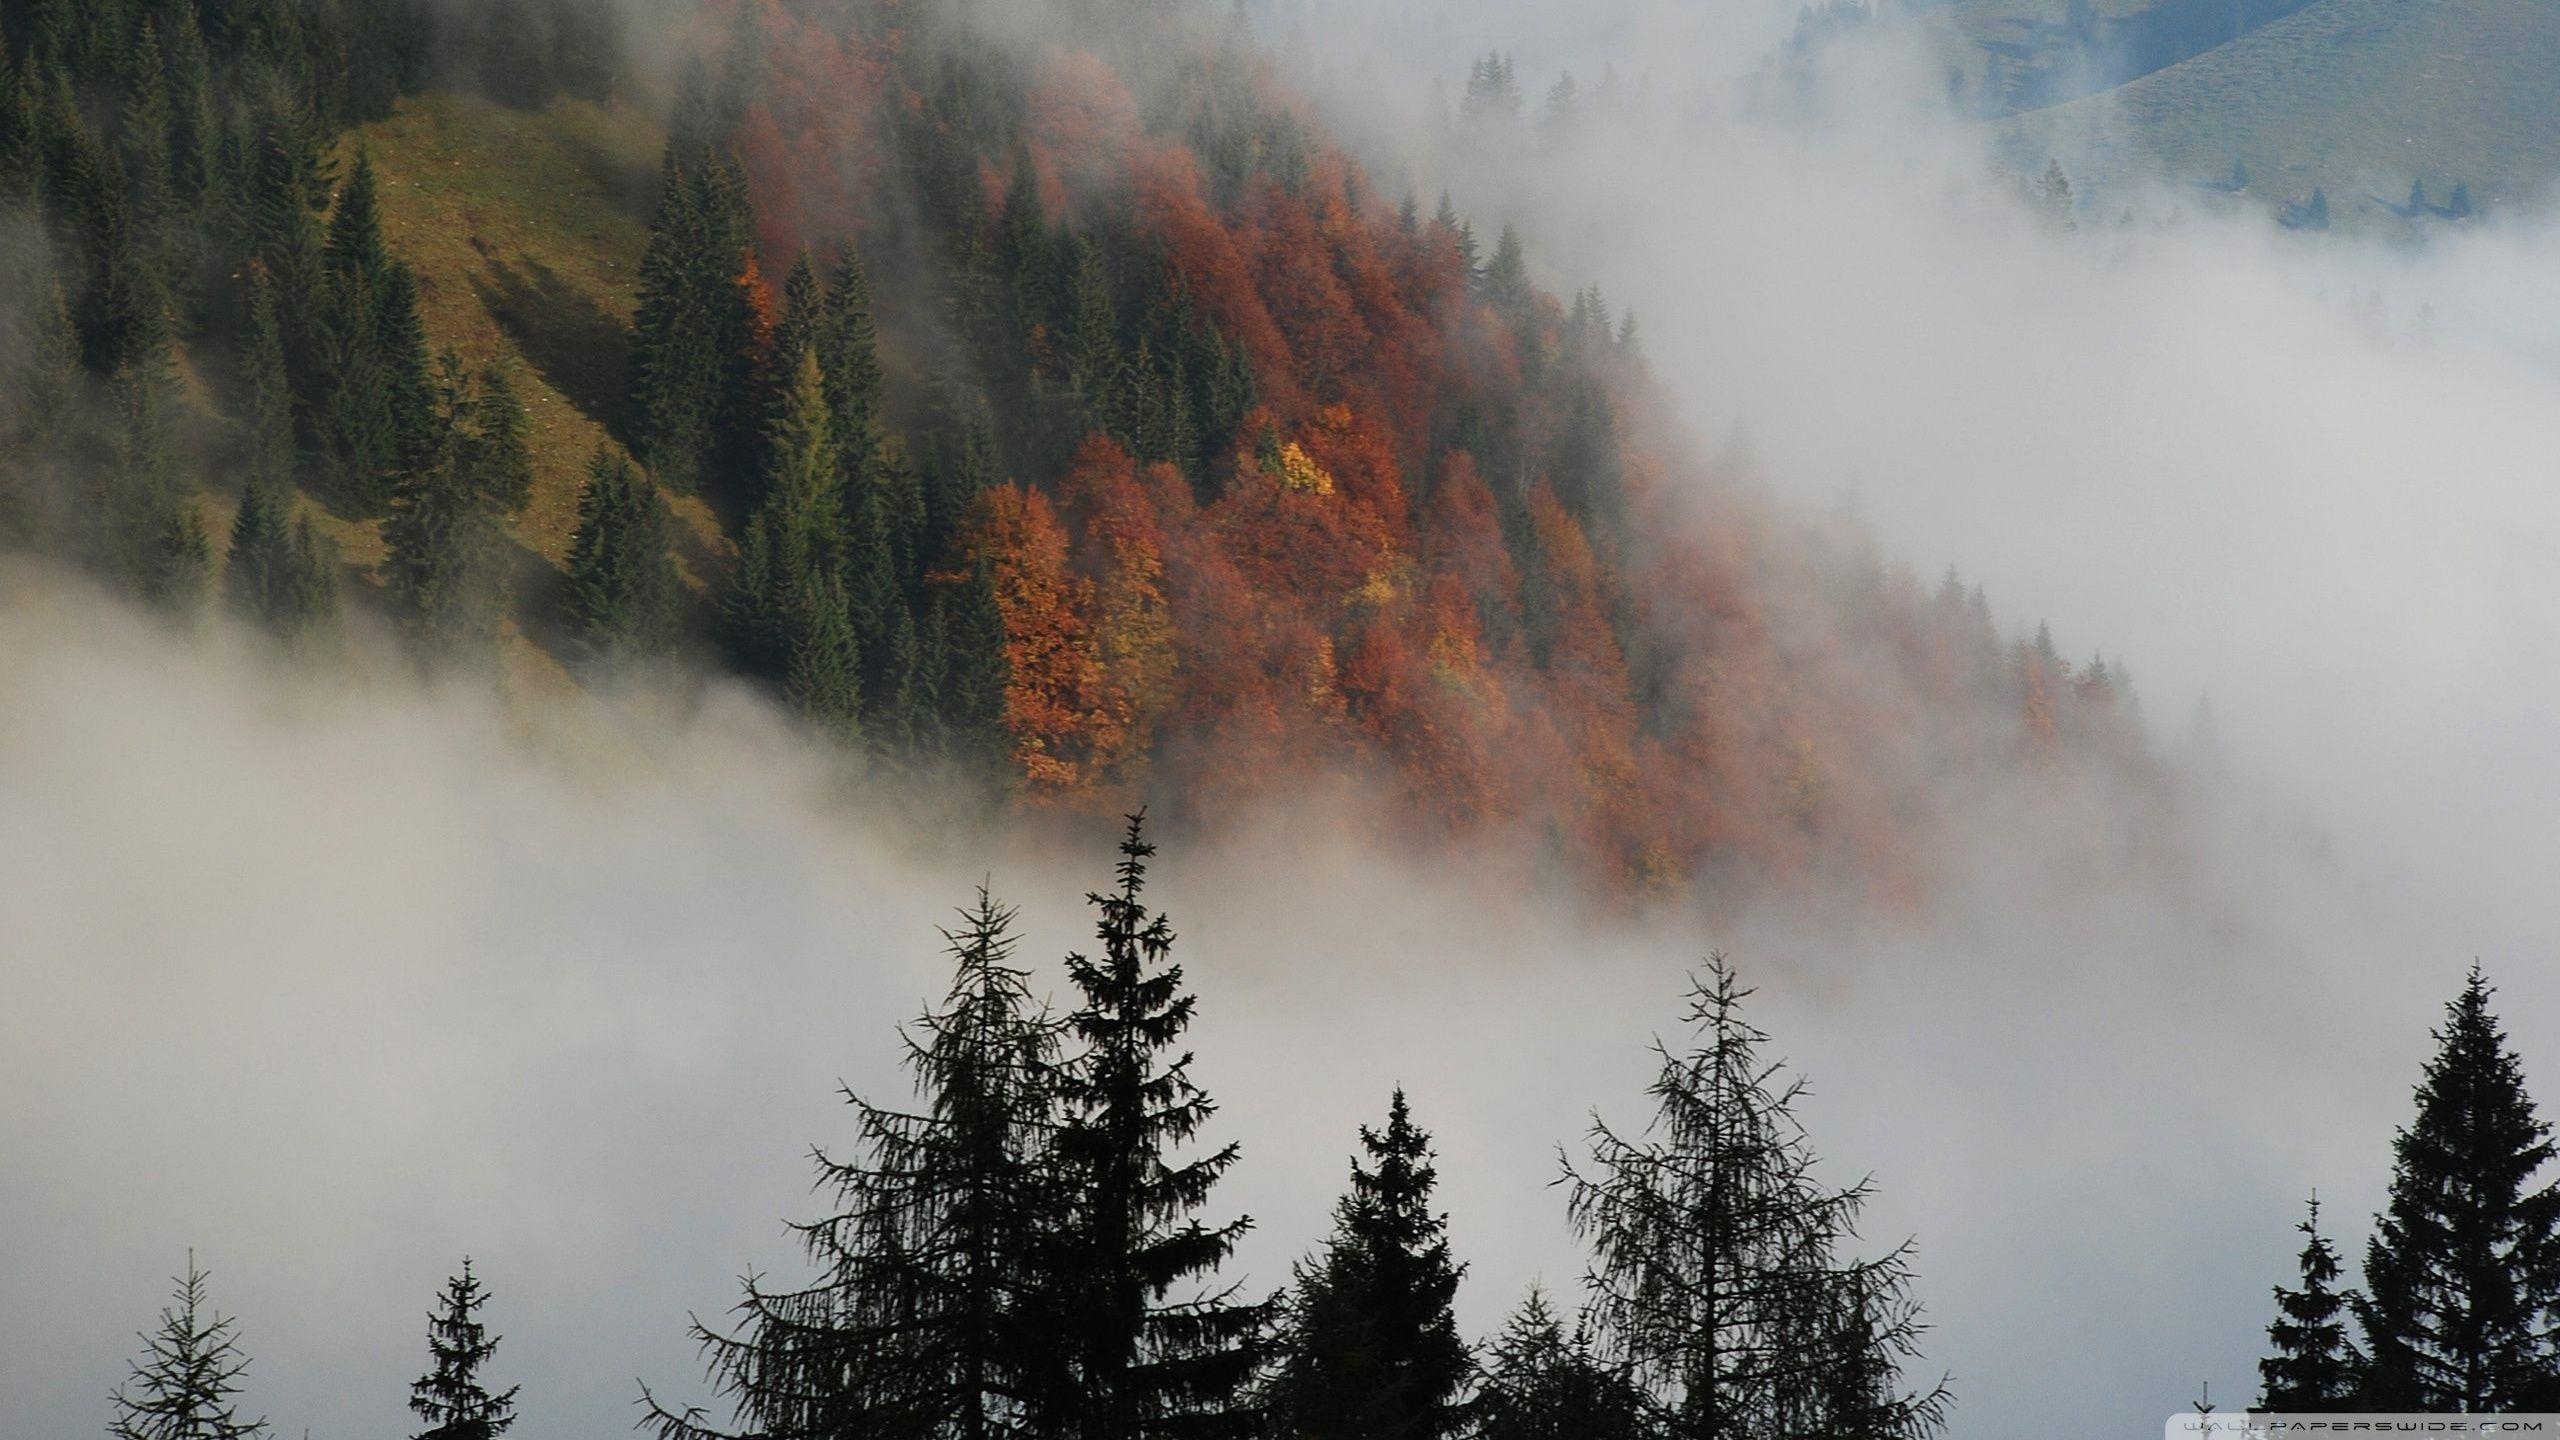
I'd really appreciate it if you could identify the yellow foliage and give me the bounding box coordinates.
[1277,441,1333,496]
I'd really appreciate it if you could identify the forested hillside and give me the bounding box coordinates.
[0,0,2157,901]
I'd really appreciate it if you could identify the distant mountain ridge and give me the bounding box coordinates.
[1954,0,2560,217]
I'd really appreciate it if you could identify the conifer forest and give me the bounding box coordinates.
[8,0,2560,1435]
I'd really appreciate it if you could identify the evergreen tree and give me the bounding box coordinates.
[470,362,535,512]
[110,1256,268,1440]
[378,264,441,469]
[770,251,825,394]
[239,274,297,490]
[844,490,905,715]
[384,359,510,655]
[647,888,1062,1440]
[2358,966,2560,1409]
[1474,1290,1645,1440]
[1482,225,1529,315]
[1266,1091,1472,1440]
[246,110,329,398]
[820,243,884,495]
[629,147,759,494]
[324,148,391,282]
[787,571,864,745]
[411,1260,520,1440]
[94,351,209,610]
[765,346,841,551]
[1025,814,1267,1439]
[314,266,404,511]
[563,448,682,664]
[2260,1195,2364,1410]
[222,478,335,640]
[935,559,1011,779]
[1064,234,1121,420]
[17,265,82,450]
[1566,956,1948,1439]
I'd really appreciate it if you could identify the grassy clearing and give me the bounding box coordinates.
[314,89,735,685]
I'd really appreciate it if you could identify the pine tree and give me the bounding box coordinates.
[470,362,535,512]
[110,1256,268,1440]
[629,147,759,494]
[787,571,864,745]
[764,346,840,551]
[384,359,509,656]
[1482,225,1529,315]
[769,250,824,396]
[1064,235,1121,421]
[2358,966,2560,1409]
[378,264,441,469]
[324,148,391,282]
[411,1260,520,1440]
[935,559,1011,780]
[281,514,341,634]
[2261,1195,2364,1410]
[1267,1091,1473,1440]
[645,887,1062,1440]
[95,350,209,610]
[1566,956,1948,1439]
[224,480,293,620]
[17,265,82,450]
[820,243,884,494]
[562,448,682,664]
[315,266,404,511]
[1026,813,1267,1438]
[246,110,329,400]
[239,273,297,489]
[1475,1290,1645,1440]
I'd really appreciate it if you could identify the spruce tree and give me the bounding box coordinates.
[379,264,441,469]
[223,481,293,622]
[2260,1195,2364,1410]
[1026,813,1267,1438]
[315,266,404,512]
[470,362,535,513]
[820,243,883,495]
[769,250,824,398]
[110,1256,268,1440]
[629,147,758,494]
[281,514,341,634]
[411,1260,520,1440]
[239,273,297,489]
[2358,966,2560,1409]
[324,148,391,282]
[646,887,1062,1440]
[1566,956,1948,1439]
[1267,1091,1473,1440]
[935,559,1011,780]
[384,360,510,656]
[1482,225,1529,315]
[18,266,81,451]
[787,571,864,745]
[94,350,208,610]
[562,448,682,664]
[764,346,840,551]
[1474,1290,1645,1440]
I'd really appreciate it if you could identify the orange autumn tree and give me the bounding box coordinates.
[960,486,1103,795]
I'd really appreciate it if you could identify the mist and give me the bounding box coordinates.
[13,0,2560,1435]
[1255,0,2560,1421]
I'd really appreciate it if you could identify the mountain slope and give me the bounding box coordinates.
[1994,0,2560,212]
[0,0,2167,906]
